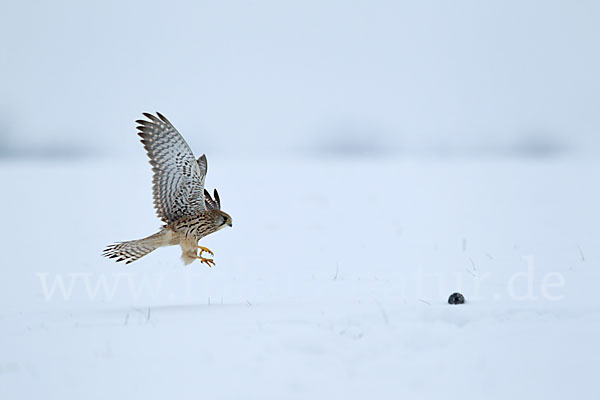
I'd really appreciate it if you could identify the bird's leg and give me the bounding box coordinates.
[197,246,214,257]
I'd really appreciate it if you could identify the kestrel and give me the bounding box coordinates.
[103,112,232,266]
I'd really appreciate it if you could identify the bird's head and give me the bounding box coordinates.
[210,210,233,231]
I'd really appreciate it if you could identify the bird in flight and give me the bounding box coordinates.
[103,112,232,266]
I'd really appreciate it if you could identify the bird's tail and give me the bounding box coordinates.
[103,230,171,264]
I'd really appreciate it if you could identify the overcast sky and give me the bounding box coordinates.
[1,0,599,158]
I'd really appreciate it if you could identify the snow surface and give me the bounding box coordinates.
[1,156,599,399]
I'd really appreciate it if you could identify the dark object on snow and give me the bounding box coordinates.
[448,292,465,305]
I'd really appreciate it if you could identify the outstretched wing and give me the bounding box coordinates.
[137,112,206,224]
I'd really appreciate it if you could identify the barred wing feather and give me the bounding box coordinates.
[136,112,206,224]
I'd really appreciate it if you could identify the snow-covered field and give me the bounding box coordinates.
[1,156,599,399]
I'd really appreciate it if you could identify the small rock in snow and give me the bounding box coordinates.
[448,292,465,305]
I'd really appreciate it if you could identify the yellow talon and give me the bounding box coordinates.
[195,255,216,267]
[197,246,214,256]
